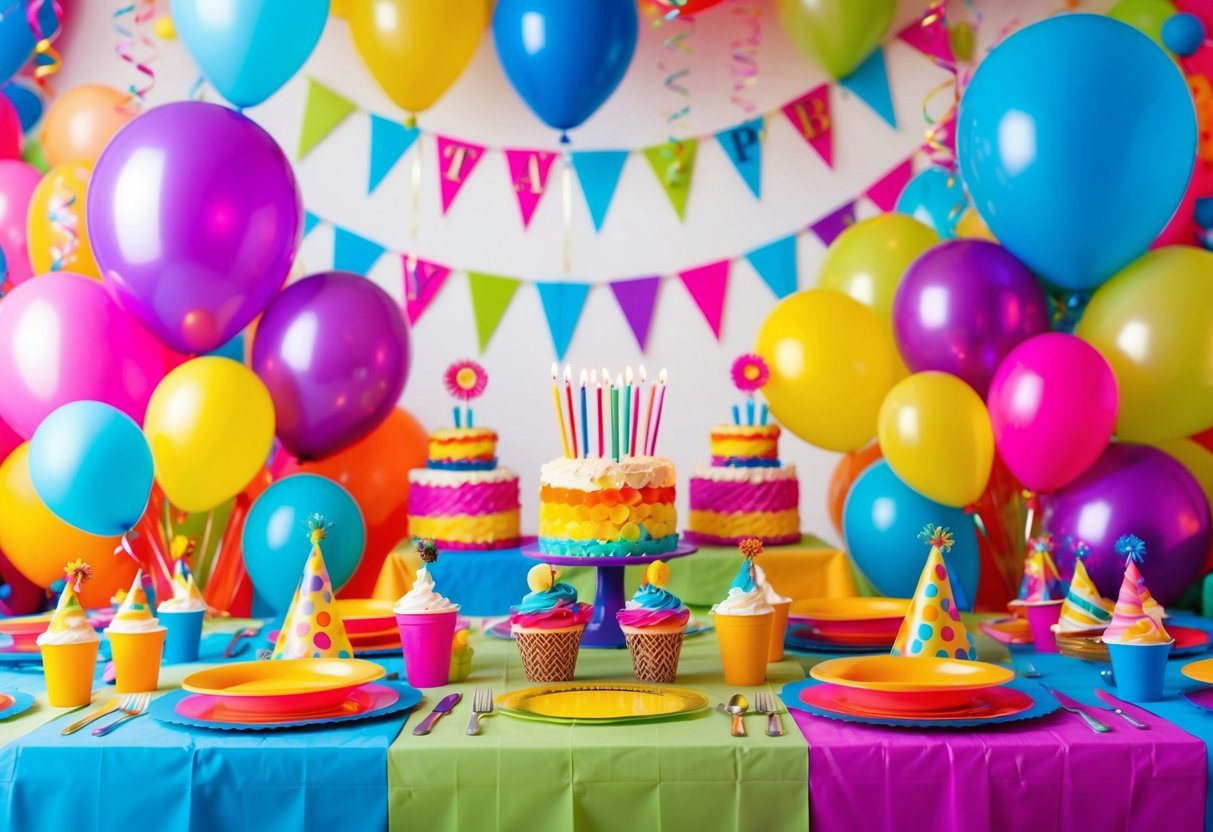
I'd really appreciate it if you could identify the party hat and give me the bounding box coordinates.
[1104,535,1170,644]
[170,535,195,589]
[1056,544,1114,633]
[1016,533,1065,603]
[272,515,354,660]
[174,574,206,607]
[892,525,977,659]
[46,561,92,636]
[112,570,156,626]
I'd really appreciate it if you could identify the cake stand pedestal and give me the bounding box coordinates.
[520,542,697,648]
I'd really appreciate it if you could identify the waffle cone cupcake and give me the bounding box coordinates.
[511,565,592,683]
[513,624,585,682]
[617,561,689,683]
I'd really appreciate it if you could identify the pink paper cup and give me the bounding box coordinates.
[1026,601,1063,653]
[396,609,459,688]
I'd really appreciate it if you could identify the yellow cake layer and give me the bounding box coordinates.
[428,428,498,461]
[538,500,676,543]
[688,508,799,539]
[710,424,780,460]
[408,510,519,545]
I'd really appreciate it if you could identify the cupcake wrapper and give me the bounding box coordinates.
[514,627,584,682]
[623,630,684,683]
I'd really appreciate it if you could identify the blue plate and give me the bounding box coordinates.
[0,690,35,720]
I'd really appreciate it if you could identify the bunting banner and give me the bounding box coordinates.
[571,150,629,232]
[678,260,730,340]
[466,272,520,352]
[303,211,320,238]
[716,117,764,198]
[297,77,357,160]
[504,149,558,229]
[810,200,857,246]
[436,135,486,214]
[368,115,419,193]
[610,276,662,352]
[897,0,960,169]
[840,47,897,128]
[782,85,832,168]
[535,281,592,359]
[744,235,797,299]
[332,226,386,275]
[402,254,451,326]
[644,139,698,221]
[866,158,915,212]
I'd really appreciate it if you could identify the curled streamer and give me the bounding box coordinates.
[728,0,761,115]
[655,13,694,140]
[113,0,158,113]
[921,79,958,168]
[22,0,63,94]
[45,178,78,272]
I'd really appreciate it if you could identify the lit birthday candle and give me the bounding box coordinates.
[564,364,578,459]
[579,369,589,460]
[593,369,603,457]
[623,367,633,458]
[641,367,657,456]
[551,362,571,458]
[609,373,619,462]
[631,366,643,456]
[648,369,667,455]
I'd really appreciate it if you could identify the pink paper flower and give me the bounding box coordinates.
[444,360,488,401]
[731,354,769,393]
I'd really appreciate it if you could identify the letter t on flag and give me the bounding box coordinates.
[436,135,486,214]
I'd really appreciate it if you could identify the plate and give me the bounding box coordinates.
[809,655,1015,712]
[0,690,34,721]
[151,682,422,731]
[333,599,397,636]
[483,615,711,641]
[181,658,385,714]
[979,616,1032,645]
[0,615,52,652]
[1180,654,1213,684]
[786,621,896,648]
[1181,686,1213,713]
[496,682,708,723]
[789,598,909,638]
[784,632,890,655]
[1066,626,1210,665]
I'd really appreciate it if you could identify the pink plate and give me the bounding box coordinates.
[213,684,365,714]
[801,682,1034,721]
[787,621,895,647]
[979,616,1033,645]
[0,618,50,652]
[177,683,401,725]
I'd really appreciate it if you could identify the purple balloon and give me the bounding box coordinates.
[893,240,1050,396]
[1041,443,1210,606]
[87,101,302,355]
[252,272,410,460]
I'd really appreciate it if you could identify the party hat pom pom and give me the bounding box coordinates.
[1115,534,1147,564]
[739,537,764,559]
[1030,532,1055,555]
[646,560,670,588]
[918,524,955,552]
[63,560,92,591]
[526,563,557,592]
[1074,540,1091,561]
[415,538,439,564]
[170,534,196,561]
[730,354,769,393]
[307,514,333,544]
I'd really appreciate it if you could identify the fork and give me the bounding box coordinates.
[91,693,150,737]
[223,627,261,658]
[753,691,784,737]
[466,687,494,735]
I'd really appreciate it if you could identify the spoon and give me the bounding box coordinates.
[726,693,749,738]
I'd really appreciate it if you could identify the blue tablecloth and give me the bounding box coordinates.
[423,545,533,617]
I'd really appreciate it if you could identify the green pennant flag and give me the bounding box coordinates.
[297,78,357,160]
[467,272,521,353]
[643,139,698,221]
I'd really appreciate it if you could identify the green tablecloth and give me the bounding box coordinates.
[387,628,809,832]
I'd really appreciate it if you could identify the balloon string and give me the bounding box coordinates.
[193,507,218,589]
[113,0,157,114]
[46,175,78,271]
[561,152,572,274]
[114,530,141,564]
[727,0,761,116]
[23,0,63,95]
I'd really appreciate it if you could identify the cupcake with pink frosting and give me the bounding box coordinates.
[618,561,690,682]
[1102,535,1172,702]
[510,565,592,682]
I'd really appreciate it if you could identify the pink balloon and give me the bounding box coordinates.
[0,272,170,438]
[0,413,19,463]
[986,332,1119,493]
[0,160,39,286]
[0,93,21,160]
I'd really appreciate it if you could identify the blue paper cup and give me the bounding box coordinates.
[1106,640,1173,702]
[159,608,205,664]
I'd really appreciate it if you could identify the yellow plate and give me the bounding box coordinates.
[791,597,910,621]
[810,655,1014,693]
[496,682,708,723]
[334,599,396,621]
[1182,657,1213,684]
[182,658,385,698]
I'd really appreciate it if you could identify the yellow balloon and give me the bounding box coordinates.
[955,207,997,242]
[878,372,994,507]
[1075,246,1213,443]
[1154,439,1213,526]
[348,0,488,116]
[26,161,100,279]
[756,289,901,452]
[144,357,275,513]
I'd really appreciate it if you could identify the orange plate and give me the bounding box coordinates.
[334,599,397,636]
[790,598,909,638]
[810,655,1015,712]
[0,615,53,652]
[182,659,384,714]
[801,682,1033,721]
[979,616,1032,645]
[177,683,400,725]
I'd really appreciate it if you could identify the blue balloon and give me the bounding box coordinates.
[1162,12,1206,56]
[958,15,1197,291]
[207,332,246,364]
[895,167,967,238]
[169,0,328,109]
[493,0,638,136]
[242,474,366,613]
[1,84,41,133]
[28,401,153,537]
[0,3,59,86]
[842,461,979,609]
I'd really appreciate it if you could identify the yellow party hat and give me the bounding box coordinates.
[272,515,354,659]
[892,525,977,660]
[46,561,92,636]
[112,569,156,626]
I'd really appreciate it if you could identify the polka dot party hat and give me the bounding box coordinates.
[891,525,977,660]
[272,515,354,660]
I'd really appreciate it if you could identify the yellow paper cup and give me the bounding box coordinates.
[767,601,791,663]
[41,640,100,707]
[106,628,167,693]
[712,611,774,686]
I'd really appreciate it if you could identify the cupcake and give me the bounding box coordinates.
[394,539,461,687]
[617,561,690,683]
[711,541,775,686]
[38,561,101,708]
[1102,535,1172,702]
[1054,546,1114,634]
[511,564,592,682]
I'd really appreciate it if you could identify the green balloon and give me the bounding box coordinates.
[776,0,899,80]
[1108,0,1178,52]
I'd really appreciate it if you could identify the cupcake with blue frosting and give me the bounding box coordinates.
[617,561,690,682]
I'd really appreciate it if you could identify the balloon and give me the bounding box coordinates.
[776,0,897,79]
[0,414,19,464]
[650,0,724,13]
[954,208,996,242]
[895,167,967,238]
[170,0,328,109]
[348,0,487,116]
[986,333,1118,494]
[826,442,882,538]
[1154,438,1213,569]
[1163,11,1206,55]
[144,357,276,513]
[756,289,902,452]
[0,548,47,616]
[40,85,133,168]
[842,460,980,606]
[892,240,1050,396]
[252,271,410,460]
[0,444,138,609]
[26,161,99,278]
[243,473,366,613]
[2,83,43,133]
[0,159,39,285]
[1075,247,1213,443]
[88,102,301,354]
[0,272,170,438]
[493,0,638,135]
[1108,0,1178,49]
[28,401,153,537]
[958,15,1197,291]
[0,2,61,86]
[1041,443,1210,606]
[0,92,20,160]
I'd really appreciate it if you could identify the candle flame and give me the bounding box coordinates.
[659,368,668,384]
[563,364,572,384]
[603,369,612,388]
[551,362,558,380]
[625,366,634,385]
[640,365,647,383]
[615,374,623,387]
[579,368,588,386]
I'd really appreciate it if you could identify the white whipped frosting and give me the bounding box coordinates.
[754,564,791,605]
[408,467,519,486]
[540,456,676,490]
[711,585,774,616]
[691,465,797,482]
[158,596,206,613]
[36,622,99,647]
[105,616,164,635]
[394,568,460,614]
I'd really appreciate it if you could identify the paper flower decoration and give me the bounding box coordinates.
[739,537,764,559]
[731,354,769,393]
[444,359,488,401]
[918,524,954,552]
[63,560,92,591]
[1116,534,1147,564]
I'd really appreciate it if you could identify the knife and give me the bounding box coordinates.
[61,697,118,736]
[412,693,462,736]
[1094,689,1150,729]
[1040,683,1110,733]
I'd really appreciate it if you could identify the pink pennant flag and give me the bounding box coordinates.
[504,149,557,229]
[781,85,833,168]
[401,254,452,326]
[897,3,956,72]
[678,260,730,340]
[866,158,915,212]
[436,135,486,214]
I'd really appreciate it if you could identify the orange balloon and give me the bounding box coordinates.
[40,85,133,168]
[826,441,882,538]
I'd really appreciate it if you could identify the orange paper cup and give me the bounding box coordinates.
[712,611,774,686]
[41,640,100,708]
[767,601,791,663]
[106,628,167,693]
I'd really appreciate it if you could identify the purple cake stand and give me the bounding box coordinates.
[520,542,697,648]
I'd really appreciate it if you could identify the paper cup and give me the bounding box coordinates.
[106,628,167,693]
[1026,601,1063,653]
[396,609,459,687]
[512,624,584,682]
[159,608,205,664]
[767,600,791,663]
[40,640,100,708]
[712,611,773,686]
[1107,640,1173,702]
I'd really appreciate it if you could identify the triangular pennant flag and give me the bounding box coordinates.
[303,211,321,238]
[535,281,591,359]
[368,114,419,194]
[332,226,386,275]
[810,200,857,246]
[716,117,764,198]
[678,260,730,339]
[297,78,357,160]
[571,150,628,232]
[744,236,797,299]
[610,277,661,352]
[840,47,896,128]
[436,135,486,214]
[504,149,558,229]
[467,272,521,353]
[402,253,452,326]
[643,139,698,221]
[781,85,833,168]
[866,158,915,212]
[897,4,956,71]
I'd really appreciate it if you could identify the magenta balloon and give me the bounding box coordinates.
[87,101,301,354]
[0,413,19,463]
[252,271,410,460]
[0,272,169,437]
[0,159,39,286]
[1042,443,1210,606]
[893,240,1050,396]
[986,332,1118,493]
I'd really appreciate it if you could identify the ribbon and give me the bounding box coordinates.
[21,0,63,94]
[655,13,694,141]
[113,530,141,564]
[728,0,761,115]
[113,0,158,113]
[562,152,573,273]
[45,173,78,271]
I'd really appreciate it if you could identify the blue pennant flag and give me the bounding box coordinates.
[535,281,592,360]
[745,235,797,298]
[333,226,386,275]
[303,211,321,238]
[571,150,628,232]
[368,114,420,194]
[716,117,764,198]
[840,47,896,128]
